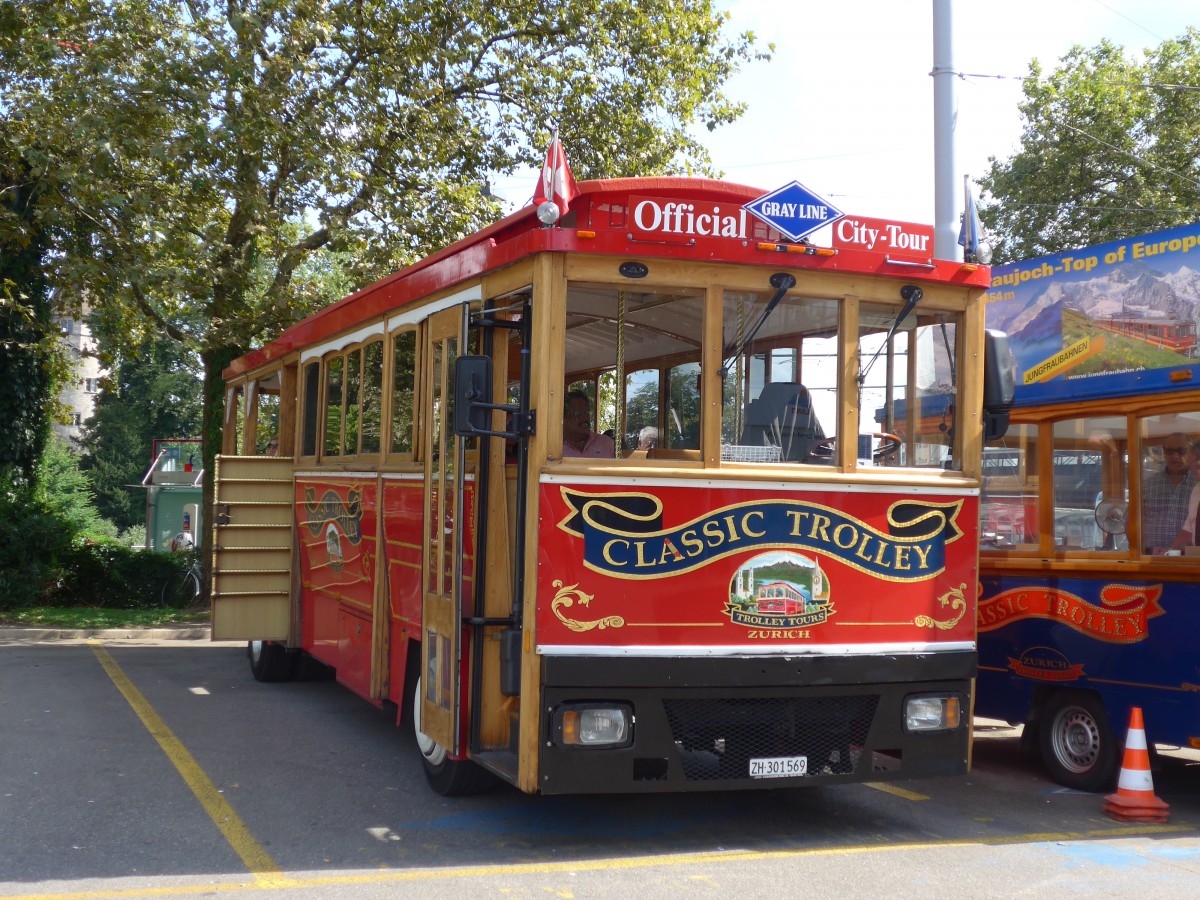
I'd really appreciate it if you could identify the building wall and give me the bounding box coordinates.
[52,309,105,447]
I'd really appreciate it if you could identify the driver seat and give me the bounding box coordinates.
[740,382,824,461]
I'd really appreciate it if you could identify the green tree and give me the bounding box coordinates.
[980,29,1200,262]
[1,1,766,596]
[35,436,116,541]
[79,333,203,531]
[0,146,62,489]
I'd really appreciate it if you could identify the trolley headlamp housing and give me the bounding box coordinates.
[552,703,634,748]
[904,693,963,733]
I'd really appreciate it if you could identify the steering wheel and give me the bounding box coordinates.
[810,433,903,462]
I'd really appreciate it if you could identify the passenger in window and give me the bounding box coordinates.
[562,390,614,458]
[265,439,279,455]
[1169,441,1200,551]
[1143,432,1194,554]
[637,426,659,451]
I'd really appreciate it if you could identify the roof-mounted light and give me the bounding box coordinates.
[755,242,836,257]
[536,199,561,225]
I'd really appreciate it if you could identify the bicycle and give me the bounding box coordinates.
[160,555,203,607]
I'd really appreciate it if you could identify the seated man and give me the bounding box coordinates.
[562,390,615,458]
[1144,432,1195,553]
[1169,440,1200,551]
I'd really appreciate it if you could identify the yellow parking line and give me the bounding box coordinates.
[864,781,930,801]
[2,824,1193,899]
[88,642,292,889]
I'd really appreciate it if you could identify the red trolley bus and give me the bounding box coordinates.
[213,176,1012,795]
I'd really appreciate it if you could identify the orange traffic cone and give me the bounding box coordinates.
[1103,707,1169,823]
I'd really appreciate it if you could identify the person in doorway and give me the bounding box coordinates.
[637,426,659,451]
[1143,432,1195,554]
[562,390,614,458]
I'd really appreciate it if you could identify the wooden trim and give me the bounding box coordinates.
[481,259,534,302]
[702,284,723,467]
[478,315,516,750]
[562,255,974,313]
[839,294,859,469]
[959,292,985,480]
[245,379,260,455]
[517,251,564,792]
[369,470,389,700]
[279,364,297,457]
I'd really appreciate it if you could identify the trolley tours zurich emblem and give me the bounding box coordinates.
[726,551,833,629]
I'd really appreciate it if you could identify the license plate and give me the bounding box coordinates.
[748,755,807,778]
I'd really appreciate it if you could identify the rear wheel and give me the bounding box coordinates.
[248,640,294,682]
[410,673,495,796]
[160,568,201,607]
[1038,690,1118,792]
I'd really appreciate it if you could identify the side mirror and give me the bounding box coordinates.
[982,329,1015,442]
[453,356,493,436]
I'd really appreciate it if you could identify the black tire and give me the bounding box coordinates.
[248,640,295,683]
[161,569,200,607]
[408,661,495,796]
[1037,690,1119,792]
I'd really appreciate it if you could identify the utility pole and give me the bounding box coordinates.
[932,0,960,261]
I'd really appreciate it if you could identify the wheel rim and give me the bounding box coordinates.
[1050,705,1102,774]
[250,640,264,665]
[412,678,447,767]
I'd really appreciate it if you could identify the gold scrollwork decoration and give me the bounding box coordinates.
[914,583,967,631]
[550,579,625,633]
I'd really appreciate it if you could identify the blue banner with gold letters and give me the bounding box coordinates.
[558,488,962,581]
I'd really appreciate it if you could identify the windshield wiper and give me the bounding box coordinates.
[720,272,797,378]
[857,284,923,388]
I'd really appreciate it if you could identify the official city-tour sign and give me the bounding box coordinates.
[627,180,929,256]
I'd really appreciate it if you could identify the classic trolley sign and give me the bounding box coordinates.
[213,176,1012,796]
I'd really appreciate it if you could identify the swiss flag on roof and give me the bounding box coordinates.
[533,135,579,219]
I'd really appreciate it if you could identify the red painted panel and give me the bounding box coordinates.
[380,477,477,628]
[295,477,379,613]
[381,477,425,626]
[337,607,373,701]
[306,592,340,669]
[536,480,978,651]
[296,477,379,674]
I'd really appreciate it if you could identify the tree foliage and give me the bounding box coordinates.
[3,0,763,349]
[979,28,1200,262]
[1,0,766,596]
[0,147,61,488]
[79,333,203,531]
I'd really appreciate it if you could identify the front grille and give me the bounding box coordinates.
[663,695,879,781]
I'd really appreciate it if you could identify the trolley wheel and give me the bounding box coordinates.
[248,640,295,683]
[1037,690,1119,792]
[410,675,495,796]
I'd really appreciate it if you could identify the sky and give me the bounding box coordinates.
[493,0,1197,231]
